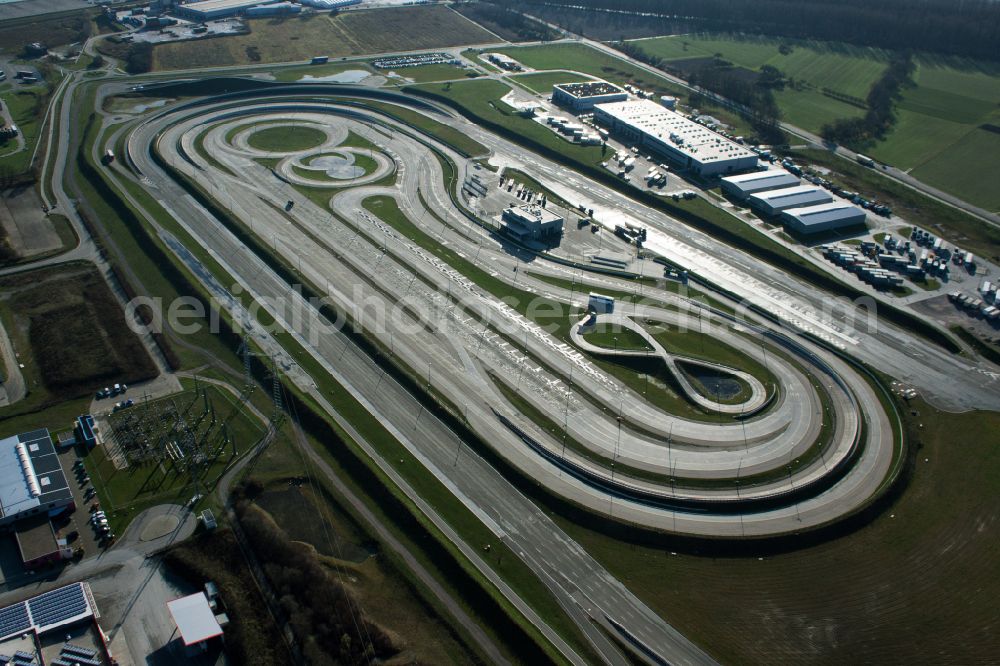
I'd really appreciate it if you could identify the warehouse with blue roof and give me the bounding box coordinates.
[782,202,868,235]
[720,169,800,200]
[747,185,834,216]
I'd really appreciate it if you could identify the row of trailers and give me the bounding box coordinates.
[821,245,906,288]
[949,291,1000,321]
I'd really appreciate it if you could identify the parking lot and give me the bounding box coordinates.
[914,293,1000,339]
[55,445,111,558]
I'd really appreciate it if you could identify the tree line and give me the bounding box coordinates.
[498,0,1000,61]
[453,1,556,41]
[820,53,915,148]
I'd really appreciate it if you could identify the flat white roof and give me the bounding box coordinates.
[507,204,562,225]
[750,185,830,202]
[594,99,757,164]
[167,593,223,646]
[721,170,797,184]
[180,0,276,12]
[783,201,866,224]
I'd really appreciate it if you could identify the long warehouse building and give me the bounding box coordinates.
[747,185,833,216]
[174,0,279,21]
[782,202,867,235]
[593,99,759,176]
[720,169,800,199]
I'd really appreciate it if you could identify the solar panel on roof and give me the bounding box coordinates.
[62,644,97,659]
[26,584,88,629]
[0,604,30,639]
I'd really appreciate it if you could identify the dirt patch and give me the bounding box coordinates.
[0,264,157,401]
[0,187,60,258]
[152,5,497,71]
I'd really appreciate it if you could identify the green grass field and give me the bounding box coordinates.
[633,34,888,98]
[631,34,886,134]
[580,325,652,352]
[409,78,609,168]
[152,6,497,70]
[509,71,594,94]
[868,57,1000,211]
[628,35,1000,210]
[247,125,326,152]
[497,43,687,95]
[0,85,47,175]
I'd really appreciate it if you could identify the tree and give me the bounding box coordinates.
[125,43,153,74]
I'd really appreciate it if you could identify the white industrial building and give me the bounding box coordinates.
[245,0,299,15]
[501,205,564,241]
[486,53,521,71]
[720,170,800,200]
[593,99,759,176]
[174,0,278,20]
[782,202,867,235]
[552,81,628,111]
[298,0,360,9]
[747,185,834,216]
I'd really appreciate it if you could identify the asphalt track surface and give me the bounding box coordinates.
[85,81,996,663]
[121,96,892,533]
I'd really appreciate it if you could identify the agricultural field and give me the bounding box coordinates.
[631,33,887,131]
[633,34,889,99]
[553,399,1000,664]
[627,34,1000,210]
[0,263,157,405]
[868,58,1000,212]
[151,5,497,71]
[0,11,93,52]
